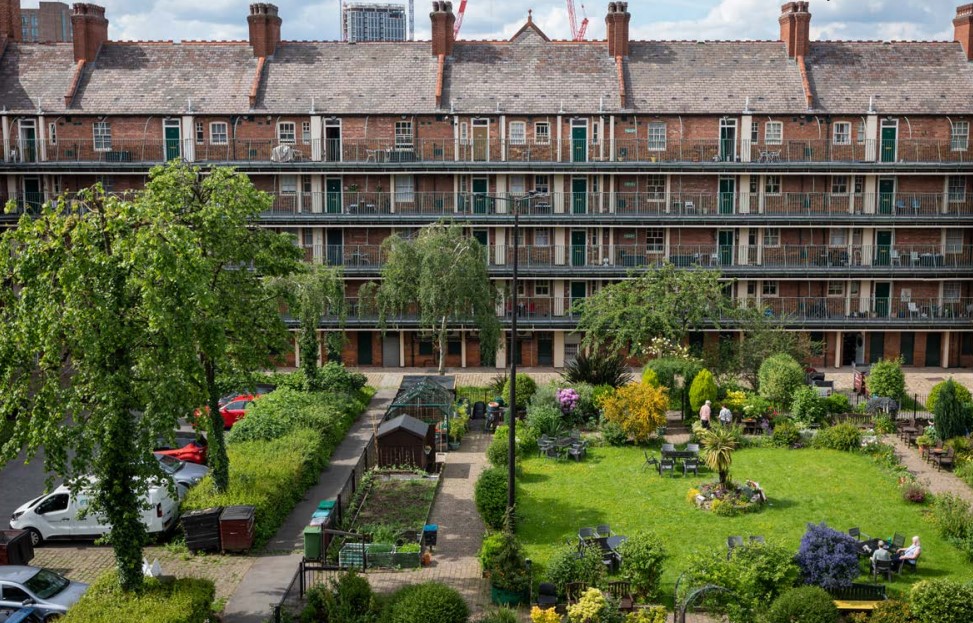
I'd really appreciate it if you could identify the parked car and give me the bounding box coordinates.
[9,479,178,547]
[218,383,275,407]
[154,453,210,500]
[0,567,88,621]
[154,437,208,465]
[0,607,44,623]
[194,393,262,430]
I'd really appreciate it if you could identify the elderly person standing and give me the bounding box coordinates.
[700,400,712,429]
[718,404,733,427]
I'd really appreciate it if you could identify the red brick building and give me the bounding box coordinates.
[0,0,971,369]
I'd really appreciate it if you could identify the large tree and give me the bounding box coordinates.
[0,163,299,590]
[577,263,729,361]
[728,306,820,389]
[359,222,499,374]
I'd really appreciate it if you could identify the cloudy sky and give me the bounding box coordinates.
[54,0,960,43]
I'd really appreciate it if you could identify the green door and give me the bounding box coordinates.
[537,335,553,366]
[326,178,342,214]
[720,122,736,161]
[570,281,587,315]
[572,177,588,214]
[23,177,41,212]
[473,229,489,263]
[572,125,587,163]
[900,332,915,366]
[472,178,489,214]
[880,125,897,163]
[19,125,36,162]
[874,282,891,318]
[878,178,895,215]
[164,123,181,161]
[925,333,942,367]
[719,178,735,214]
[327,229,343,266]
[869,332,886,363]
[874,231,892,266]
[718,230,734,266]
[357,332,373,366]
[571,230,586,267]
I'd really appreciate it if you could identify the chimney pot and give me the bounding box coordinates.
[248,2,282,57]
[780,0,811,58]
[431,0,454,56]
[0,0,21,41]
[955,3,973,61]
[72,3,109,63]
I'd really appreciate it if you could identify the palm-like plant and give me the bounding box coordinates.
[700,425,738,488]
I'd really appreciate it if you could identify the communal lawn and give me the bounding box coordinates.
[516,444,973,602]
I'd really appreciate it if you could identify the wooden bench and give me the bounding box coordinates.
[830,583,888,611]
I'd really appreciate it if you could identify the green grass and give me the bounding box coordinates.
[517,445,973,602]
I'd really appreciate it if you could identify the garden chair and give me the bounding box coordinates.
[606,581,635,613]
[727,536,743,558]
[661,443,676,455]
[578,527,597,546]
[895,552,920,575]
[891,533,905,549]
[936,447,955,471]
[596,524,613,538]
[642,451,659,471]
[536,582,558,609]
[686,443,700,454]
[565,582,587,605]
[472,401,486,420]
[683,458,700,476]
[848,527,869,541]
[872,558,894,582]
[567,443,587,462]
[749,535,765,545]
[658,458,675,477]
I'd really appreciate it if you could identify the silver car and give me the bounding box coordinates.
[154,453,210,500]
[0,567,88,621]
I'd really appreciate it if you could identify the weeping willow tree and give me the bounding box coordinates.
[360,222,499,374]
[277,264,346,386]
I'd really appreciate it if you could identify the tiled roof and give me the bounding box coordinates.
[259,42,440,114]
[442,30,621,114]
[624,41,808,114]
[0,43,77,113]
[804,41,973,114]
[72,43,258,114]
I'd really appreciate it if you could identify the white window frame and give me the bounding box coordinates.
[92,121,112,152]
[646,175,665,200]
[900,288,912,303]
[534,228,551,247]
[833,122,851,145]
[943,282,961,302]
[761,281,779,297]
[764,175,781,196]
[591,120,600,145]
[763,227,780,248]
[827,281,845,297]
[302,121,311,145]
[394,121,413,149]
[951,121,969,151]
[948,176,966,202]
[459,122,469,146]
[945,229,964,253]
[765,122,783,145]
[509,175,526,195]
[195,121,204,145]
[210,122,228,145]
[534,175,550,194]
[646,228,664,253]
[277,121,296,145]
[856,120,866,145]
[831,175,849,195]
[509,121,527,146]
[751,121,759,144]
[534,122,550,145]
[48,122,56,145]
[394,175,414,203]
[535,280,550,297]
[647,122,666,151]
[280,175,298,194]
[829,228,848,246]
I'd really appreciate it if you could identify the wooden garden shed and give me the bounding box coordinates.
[376,414,434,471]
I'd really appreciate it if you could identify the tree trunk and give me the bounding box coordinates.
[437,318,447,376]
[204,358,230,493]
[299,324,319,387]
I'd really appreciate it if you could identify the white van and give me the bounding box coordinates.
[9,479,178,547]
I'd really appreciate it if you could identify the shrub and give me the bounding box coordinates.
[813,423,861,452]
[480,608,519,623]
[767,586,838,623]
[933,379,973,441]
[791,386,828,426]
[644,357,701,392]
[478,531,507,572]
[868,358,906,401]
[722,390,747,415]
[641,368,660,387]
[530,606,562,623]
[771,420,801,447]
[742,393,773,420]
[486,529,530,594]
[689,369,718,413]
[927,378,972,414]
[544,544,605,599]
[229,387,370,443]
[301,570,377,623]
[474,467,508,530]
[384,582,468,623]
[757,354,806,411]
[569,383,601,426]
[930,493,973,542]
[795,523,860,591]
[873,414,897,434]
[900,481,928,504]
[567,588,612,623]
[860,600,914,623]
[910,579,973,623]
[517,425,540,455]
[956,460,973,489]
[824,392,851,415]
[61,571,214,623]
[601,419,628,446]
[487,426,521,468]
[313,361,367,393]
[501,374,537,410]
[526,403,566,437]
[562,351,633,388]
[599,383,669,444]
[616,530,668,600]
[625,608,667,623]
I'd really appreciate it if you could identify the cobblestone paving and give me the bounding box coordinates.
[883,434,973,504]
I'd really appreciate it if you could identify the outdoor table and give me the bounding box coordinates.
[928,448,946,463]
[605,535,627,553]
[856,538,885,558]
[742,418,759,435]
[662,449,698,461]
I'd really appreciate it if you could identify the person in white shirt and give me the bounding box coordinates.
[893,536,921,571]
[718,405,732,426]
[699,400,712,429]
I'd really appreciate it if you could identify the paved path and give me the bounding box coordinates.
[221,388,395,623]
[884,434,973,504]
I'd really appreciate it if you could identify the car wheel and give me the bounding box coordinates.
[25,527,43,547]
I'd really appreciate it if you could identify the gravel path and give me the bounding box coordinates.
[884,434,973,504]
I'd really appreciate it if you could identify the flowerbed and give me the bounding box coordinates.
[689,480,766,516]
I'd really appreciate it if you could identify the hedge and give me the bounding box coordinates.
[61,571,214,623]
[183,387,374,546]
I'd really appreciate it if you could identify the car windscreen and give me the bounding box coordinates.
[155,454,183,473]
[23,569,70,600]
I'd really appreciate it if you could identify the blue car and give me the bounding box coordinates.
[0,607,43,623]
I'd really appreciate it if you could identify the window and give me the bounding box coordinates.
[532,228,551,247]
[946,229,964,253]
[647,122,666,151]
[459,122,468,145]
[277,122,296,144]
[646,175,665,200]
[856,120,866,145]
[394,121,412,148]
[210,122,228,145]
[280,175,297,194]
[418,340,434,356]
[646,228,664,252]
[302,121,311,144]
[302,229,313,247]
[831,175,849,195]
[762,281,779,297]
[948,176,966,202]
[535,280,550,296]
[951,121,969,151]
[944,282,961,302]
[827,281,845,297]
[751,121,759,144]
[764,175,781,195]
[763,227,780,247]
[36,493,69,514]
[394,175,414,203]
[509,175,526,195]
[1,584,30,602]
[829,228,848,246]
[195,122,204,145]
[535,122,550,145]
[749,177,758,193]
[854,176,864,194]
[48,122,56,145]
[850,281,860,295]
[900,288,911,302]
[833,122,851,145]
[534,176,549,194]
[765,121,783,145]
[510,121,526,145]
[93,121,112,152]
[447,340,462,356]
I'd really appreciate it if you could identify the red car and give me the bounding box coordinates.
[194,394,259,430]
[155,438,208,465]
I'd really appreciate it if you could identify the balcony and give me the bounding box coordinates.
[9,136,971,168]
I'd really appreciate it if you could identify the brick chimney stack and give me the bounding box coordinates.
[0,0,22,41]
[248,3,282,58]
[71,3,108,63]
[954,3,973,61]
[779,1,811,59]
[430,1,455,57]
[606,2,630,57]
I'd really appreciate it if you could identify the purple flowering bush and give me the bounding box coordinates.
[795,523,861,591]
[557,388,580,414]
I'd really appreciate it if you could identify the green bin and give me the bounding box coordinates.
[317,500,336,511]
[303,525,322,560]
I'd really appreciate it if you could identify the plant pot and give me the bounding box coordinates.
[448,441,461,451]
[490,585,527,607]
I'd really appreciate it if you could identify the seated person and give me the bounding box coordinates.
[892,536,921,571]
[871,540,891,564]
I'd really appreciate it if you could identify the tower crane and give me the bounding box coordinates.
[454,0,468,37]
[567,0,589,41]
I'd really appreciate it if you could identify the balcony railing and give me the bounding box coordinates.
[12,137,972,166]
[302,243,973,272]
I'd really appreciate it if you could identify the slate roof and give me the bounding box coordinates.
[625,41,808,114]
[804,41,973,114]
[0,43,77,113]
[442,30,621,114]
[377,414,430,439]
[259,42,440,114]
[72,43,258,114]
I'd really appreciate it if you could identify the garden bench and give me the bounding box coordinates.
[830,583,887,611]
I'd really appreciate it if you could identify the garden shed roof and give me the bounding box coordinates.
[377,414,430,440]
